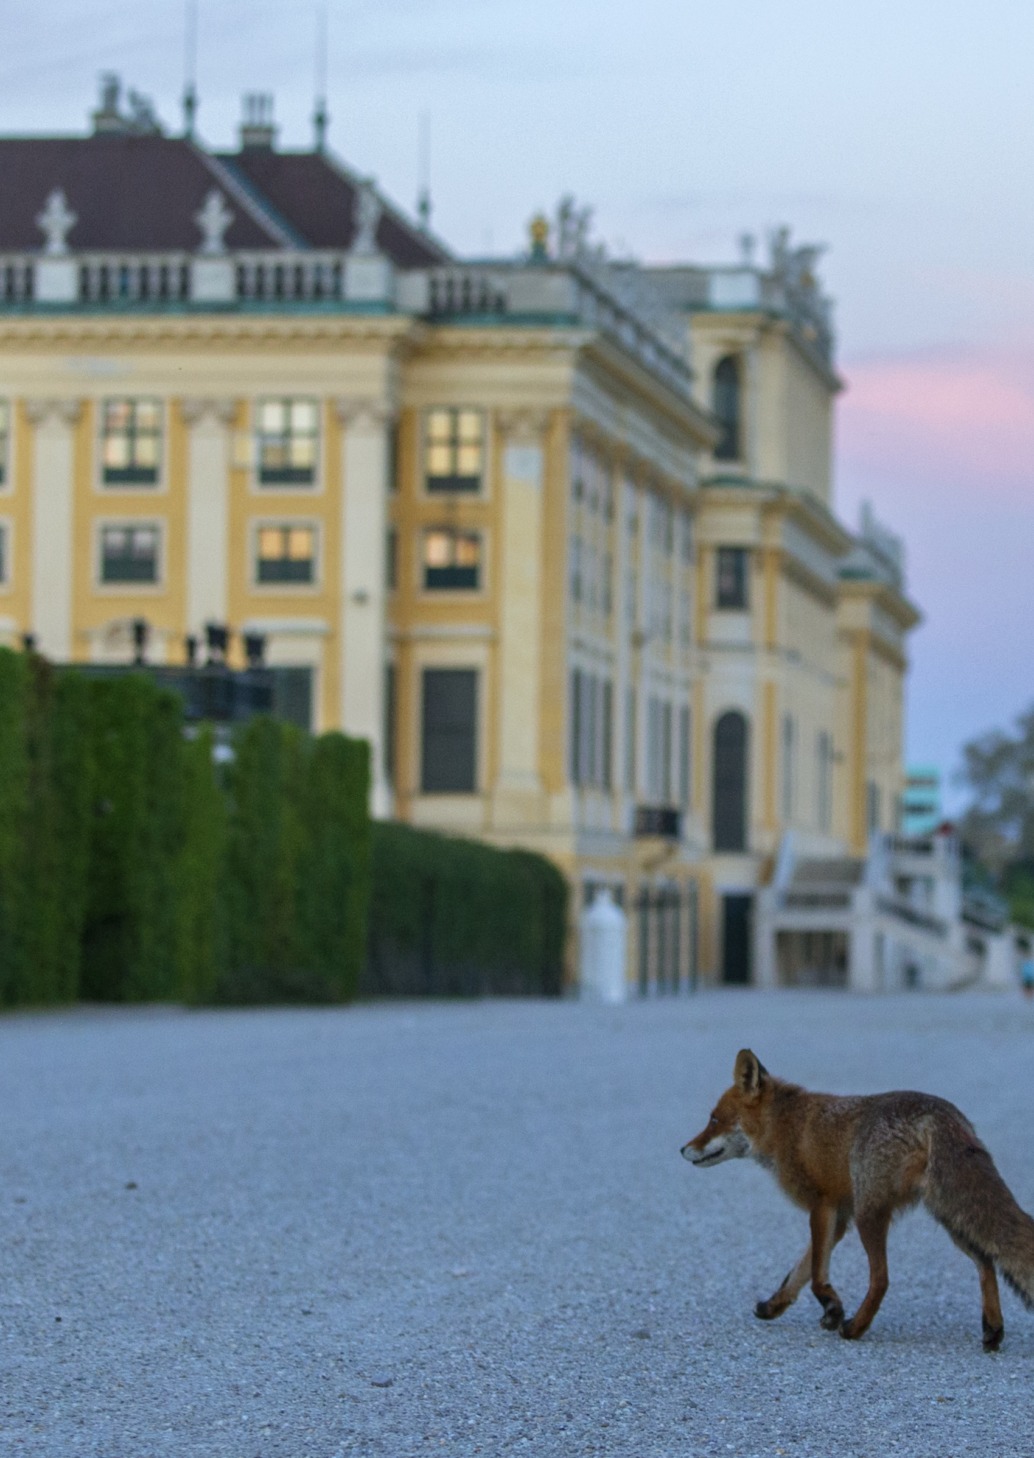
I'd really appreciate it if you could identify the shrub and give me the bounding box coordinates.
[365,822,567,998]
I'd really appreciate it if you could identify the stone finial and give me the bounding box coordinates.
[195,189,234,255]
[350,180,382,256]
[36,189,77,256]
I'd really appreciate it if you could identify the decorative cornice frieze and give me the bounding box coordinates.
[333,397,396,430]
[179,397,237,427]
[496,408,551,442]
[23,397,83,427]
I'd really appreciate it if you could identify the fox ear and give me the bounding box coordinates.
[734,1048,768,1094]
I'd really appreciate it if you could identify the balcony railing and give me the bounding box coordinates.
[634,804,682,840]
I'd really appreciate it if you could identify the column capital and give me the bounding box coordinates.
[496,407,551,442]
[179,397,237,427]
[24,397,83,427]
[334,396,396,430]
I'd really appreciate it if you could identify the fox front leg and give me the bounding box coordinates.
[809,1206,849,1332]
[755,1244,812,1321]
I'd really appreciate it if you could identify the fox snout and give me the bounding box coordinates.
[680,1128,751,1166]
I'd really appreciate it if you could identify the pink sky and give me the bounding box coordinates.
[836,348,1034,804]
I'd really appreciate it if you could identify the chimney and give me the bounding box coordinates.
[240,93,276,150]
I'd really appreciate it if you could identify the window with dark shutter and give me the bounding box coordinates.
[421,668,478,793]
[713,355,741,461]
[713,711,749,851]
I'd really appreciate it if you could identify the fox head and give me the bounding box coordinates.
[681,1049,769,1166]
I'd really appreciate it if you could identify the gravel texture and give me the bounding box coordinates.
[2,991,1034,1456]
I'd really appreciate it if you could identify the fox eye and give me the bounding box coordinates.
[708,1115,718,1128]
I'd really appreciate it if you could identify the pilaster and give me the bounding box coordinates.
[492,410,550,824]
[180,398,236,642]
[335,396,394,818]
[25,397,82,659]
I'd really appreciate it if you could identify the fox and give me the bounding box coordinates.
[681,1049,1034,1348]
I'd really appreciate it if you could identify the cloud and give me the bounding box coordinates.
[839,346,1034,497]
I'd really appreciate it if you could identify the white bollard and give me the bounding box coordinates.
[579,888,628,1003]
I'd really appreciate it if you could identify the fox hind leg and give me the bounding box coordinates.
[944,1232,1004,1350]
[840,1207,892,1340]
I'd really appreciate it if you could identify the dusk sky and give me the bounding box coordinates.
[3,0,1032,805]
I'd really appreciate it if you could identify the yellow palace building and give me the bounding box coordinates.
[0,81,919,987]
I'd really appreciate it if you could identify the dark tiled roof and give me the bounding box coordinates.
[0,135,450,265]
[0,135,281,250]
[220,148,450,266]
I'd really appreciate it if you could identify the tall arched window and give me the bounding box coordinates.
[713,355,741,461]
[713,711,749,851]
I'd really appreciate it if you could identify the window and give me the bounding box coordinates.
[570,535,583,604]
[817,731,833,833]
[101,398,161,486]
[0,521,8,583]
[0,400,9,486]
[679,512,693,566]
[678,705,692,807]
[867,780,881,834]
[601,680,613,792]
[386,528,398,592]
[625,688,637,794]
[422,528,482,591]
[781,715,796,821]
[713,711,749,852]
[421,668,478,793]
[100,523,160,585]
[256,398,319,486]
[425,408,484,492]
[384,662,397,787]
[716,546,749,609]
[713,355,741,461]
[256,524,317,584]
[570,670,612,791]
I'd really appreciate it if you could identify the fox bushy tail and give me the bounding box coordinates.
[924,1119,1034,1308]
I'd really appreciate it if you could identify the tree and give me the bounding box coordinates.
[958,703,1034,874]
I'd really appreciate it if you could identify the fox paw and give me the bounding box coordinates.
[839,1318,862,1341]
[982,1321,1004,1353]
[755,1300,780,1321]
[819,1305,844,1332]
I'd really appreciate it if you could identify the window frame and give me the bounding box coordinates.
[420,666,479,794]
[420,526,484,593]
[96,519,164,590]
[0,399,10,490]
[254,397,321,490]
[423,407,485,495]
[715,546,750,611]
[0,516,11,587]
[252,520,320,589]
[99,397,164,489]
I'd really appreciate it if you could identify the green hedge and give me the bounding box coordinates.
[217,720,370,1003]
[365,822,568,998]
[0,650,371,1010]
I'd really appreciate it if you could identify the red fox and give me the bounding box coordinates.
[682,1050,1034,1348]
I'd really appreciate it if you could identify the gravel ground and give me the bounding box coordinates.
[2,991,1034,1457]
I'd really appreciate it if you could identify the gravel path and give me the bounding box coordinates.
[2,991,1034,1457]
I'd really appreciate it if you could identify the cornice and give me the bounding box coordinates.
[0,311,419,351]
[837,574,922,632]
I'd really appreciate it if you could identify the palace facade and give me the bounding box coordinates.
[0,80,919,986]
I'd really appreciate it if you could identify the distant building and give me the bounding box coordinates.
[0,78,923,989]
[901,765,942,835]
[756,826,1018,992]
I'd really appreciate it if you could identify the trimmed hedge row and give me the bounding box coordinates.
[364,821,568,998]
[0,649,370,1008]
